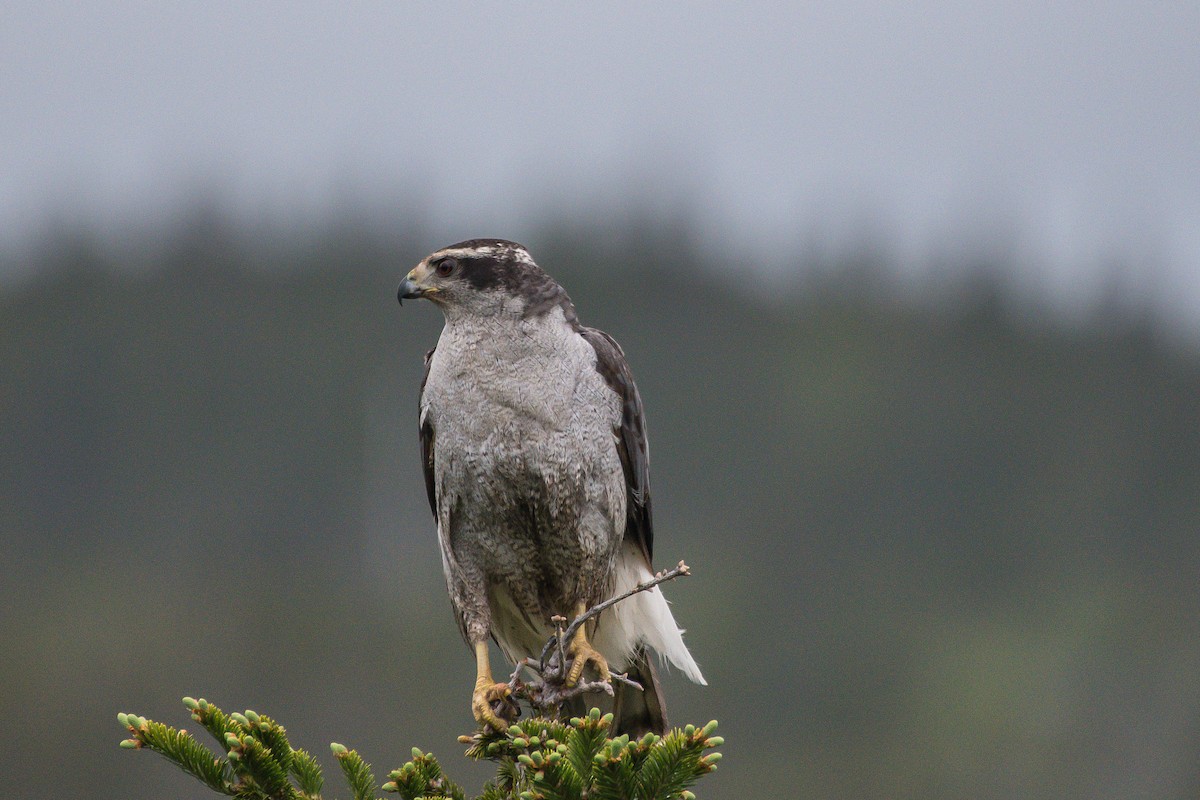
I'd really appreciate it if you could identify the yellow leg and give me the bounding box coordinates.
[471,641,513,731]
[566,602,612,687]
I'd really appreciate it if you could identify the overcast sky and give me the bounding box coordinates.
[2,1,1197,310]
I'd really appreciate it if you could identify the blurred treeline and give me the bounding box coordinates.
[2,212,1199,800]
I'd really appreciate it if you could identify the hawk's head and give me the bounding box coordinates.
[398,239,577,325]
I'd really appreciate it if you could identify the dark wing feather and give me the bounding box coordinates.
[418,346,472,646]
[580,328,653,565]
[418,347,437,519]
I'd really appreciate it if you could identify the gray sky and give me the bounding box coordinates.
[2,1,1198,311]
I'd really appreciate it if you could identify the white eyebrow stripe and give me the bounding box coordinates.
[432,245,535,266]
[438,247,497,259]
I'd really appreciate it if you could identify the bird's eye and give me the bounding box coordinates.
[435,257,457,277]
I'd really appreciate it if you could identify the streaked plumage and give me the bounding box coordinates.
[399,239,704,735]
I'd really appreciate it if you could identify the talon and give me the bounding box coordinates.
[470,640,517,731]
[566,629,611,687]
[472,677,517,731]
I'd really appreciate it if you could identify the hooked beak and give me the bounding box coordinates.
[397,276,423,304]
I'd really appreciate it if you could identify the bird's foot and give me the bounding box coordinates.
[566,635,612,687]
[472,676,517,732]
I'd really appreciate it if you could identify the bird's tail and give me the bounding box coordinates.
[612,648,668,736]
[594,541,707,686]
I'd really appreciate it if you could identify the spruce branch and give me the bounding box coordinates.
[290,748,325,797]
[120,698,329,800]
[184,695,244,751]
[382,747,465,800]
[117,711,232,793]
[331,743,379,800]
[229,728,296,799]
[453,708,721,800]
[120,699,721,800]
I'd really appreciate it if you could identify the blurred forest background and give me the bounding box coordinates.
[3,3,1199,799]
[2,210,1199,800]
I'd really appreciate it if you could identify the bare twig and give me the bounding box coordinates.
[551,614,569,674]
[507,657,542,686]
[538,561,691,669]
[500,561,692,722]
[610,672,644,691]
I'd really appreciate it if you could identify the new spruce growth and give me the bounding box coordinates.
[118,699,722,800]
